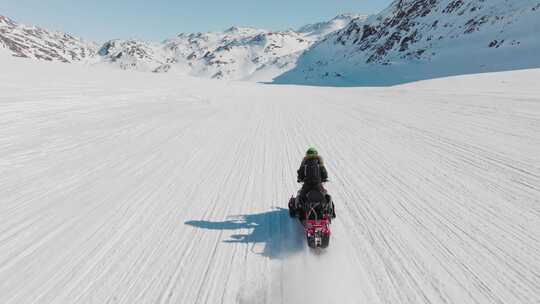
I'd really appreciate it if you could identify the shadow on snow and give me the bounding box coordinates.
[268,65,540,87]
[185,207,305,259]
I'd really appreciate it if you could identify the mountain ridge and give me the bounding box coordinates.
[275,0,540,86]
[0,15,97,62]
[0,13,362,81]
[3,0,539,86]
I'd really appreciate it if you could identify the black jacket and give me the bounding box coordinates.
[297,155,328,184]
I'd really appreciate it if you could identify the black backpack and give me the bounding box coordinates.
[303,158,322,185]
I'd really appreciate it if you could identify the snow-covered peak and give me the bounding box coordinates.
[156,27,313,80]
[224,26,264,35]
[298,13,368,39]
[0,15,17,27]
[0,13,364,81]
[97,39,168,71]
[0,15,97,62]
[96,14,358,81]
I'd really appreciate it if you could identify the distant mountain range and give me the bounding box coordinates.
[2,0,539,86]
[0,14,364,81]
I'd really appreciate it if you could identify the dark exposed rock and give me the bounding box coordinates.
[212,71,224,79]
[215,45,232,52]
[464,16,489,34]
[488,39,504,48]
[399,30,419,52]
[443,0,464,14]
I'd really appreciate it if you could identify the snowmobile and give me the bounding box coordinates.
[288,188,334,248]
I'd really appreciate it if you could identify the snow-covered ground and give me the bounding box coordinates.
[1,56,539,303]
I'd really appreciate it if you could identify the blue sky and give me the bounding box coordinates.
[2,0,392,42]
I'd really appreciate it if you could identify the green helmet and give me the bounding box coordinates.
[306,147,318,156]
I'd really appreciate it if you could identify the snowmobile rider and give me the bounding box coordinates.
[296,147,336,218]
[297,147,330,203]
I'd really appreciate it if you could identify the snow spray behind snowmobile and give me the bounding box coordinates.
[288,186,334,248]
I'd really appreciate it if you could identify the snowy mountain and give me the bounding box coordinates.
[5,1,538,86]
[0,15,97,62]
[275,0,540,86]
[97,39,169,72]
[92,28,312,80]
[95,19,360,81]
[163,28,315,80]
[0,13,361,81]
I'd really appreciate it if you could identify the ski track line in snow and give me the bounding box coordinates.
[0,61,539,304]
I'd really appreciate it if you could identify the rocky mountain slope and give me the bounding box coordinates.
[97,39,166,72]
[0,15,96,62]
[275,0,540,86]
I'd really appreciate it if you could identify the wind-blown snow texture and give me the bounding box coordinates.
[1,55,539,303]
[276,0,540,86]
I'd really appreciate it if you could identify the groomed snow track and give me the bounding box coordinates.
[1,58,539,304]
